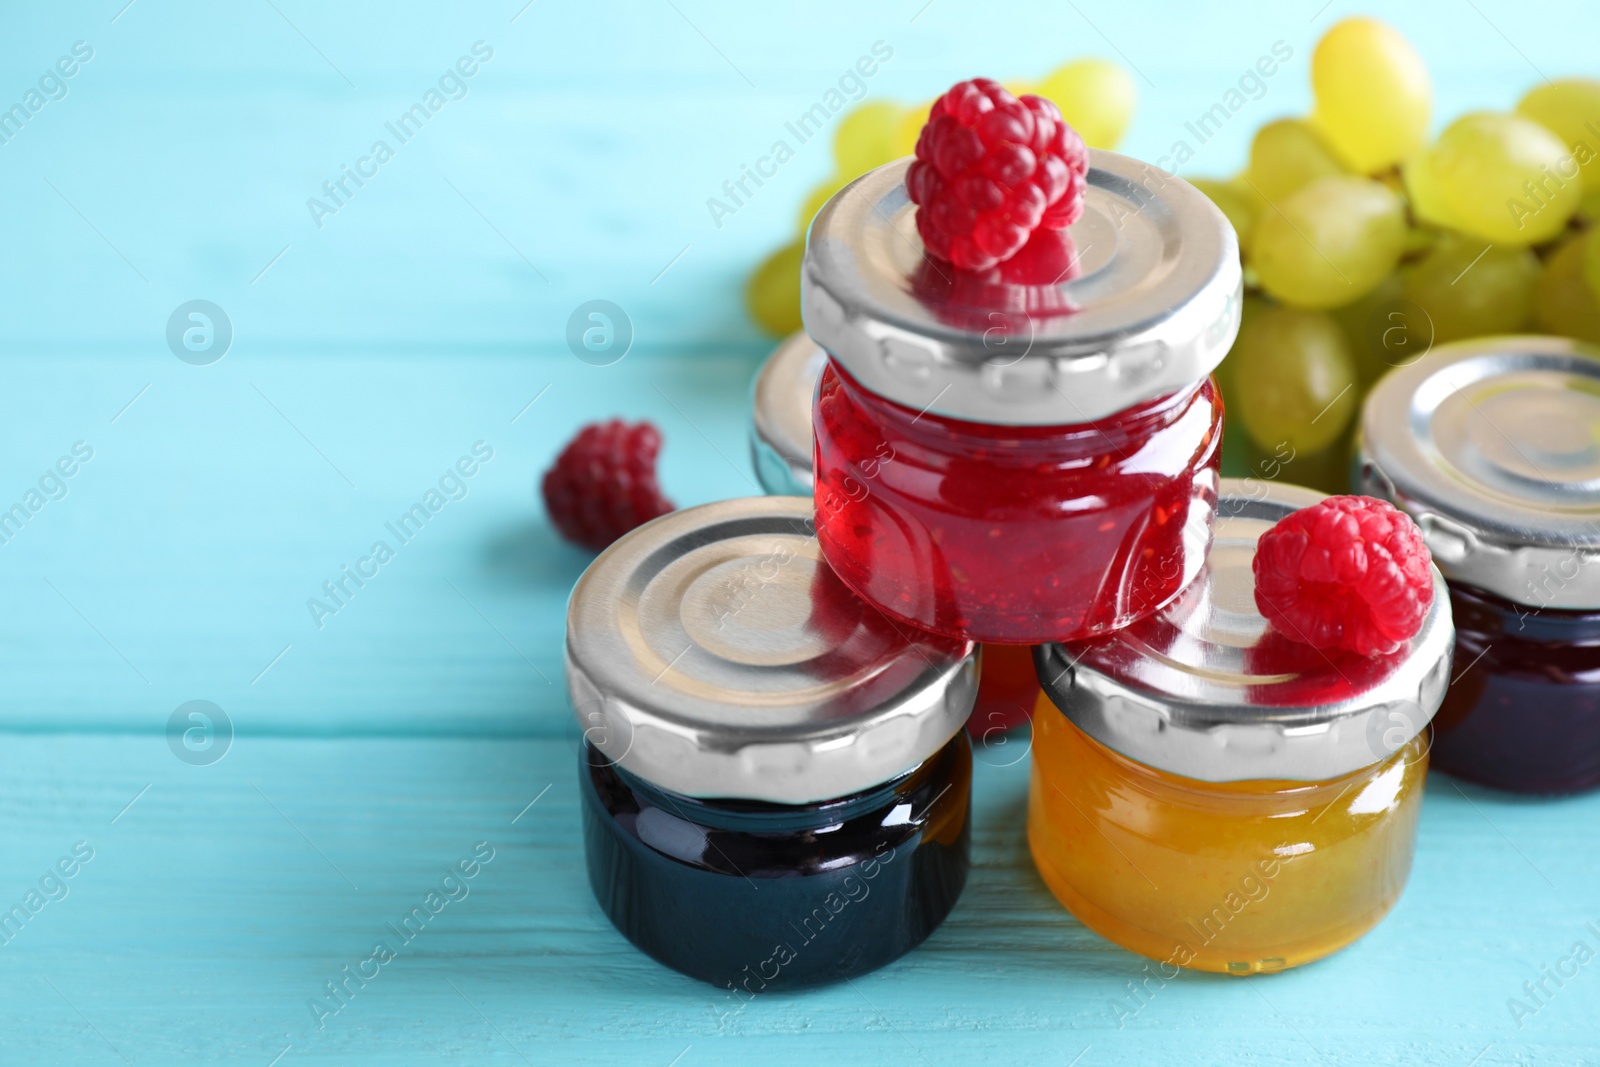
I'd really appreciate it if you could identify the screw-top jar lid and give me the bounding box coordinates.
[749,332,826,496]
[1358,335,1600,611]
[565,496,977,804]
[801,151,1242,426]
[1035,479,1453,783]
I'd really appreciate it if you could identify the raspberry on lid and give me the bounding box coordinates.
[1254,494,1436,657]
[1034,479,1454,783]
[905,78,1088,272]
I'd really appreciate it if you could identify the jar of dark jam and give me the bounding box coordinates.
[801,153,1239,644]
[748,331,1040,735]
[1359,336,1600,795]
[565,496,976,989]
[1030,480,1453,974]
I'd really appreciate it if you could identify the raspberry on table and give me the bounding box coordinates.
[542,419,674,552]
[906,78,1089,272]
[1252,495,1434,657]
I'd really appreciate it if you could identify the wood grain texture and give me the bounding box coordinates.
[0,352,757,733]
[1,735,1597,1066]
[3,1,1600,1062]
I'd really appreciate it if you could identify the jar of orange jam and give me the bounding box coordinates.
[1028,479,1453,975]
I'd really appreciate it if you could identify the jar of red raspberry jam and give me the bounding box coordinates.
[749,332,1038,734]
[1359,336,1600,795]
[565,496,975,989]
[802,153,1240,644]
[1029,479,1453,974]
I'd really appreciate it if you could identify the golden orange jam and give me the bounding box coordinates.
[1028,696,1429,975]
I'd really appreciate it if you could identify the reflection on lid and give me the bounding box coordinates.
[910,228,1082,336]
[1067,504,1414,718]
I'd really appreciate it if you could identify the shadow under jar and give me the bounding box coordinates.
[1028,480,1454,975]
[1360,336,1600,795]
[748,331,1047,735]
[565,496,976,990]
[800,151,1241,645]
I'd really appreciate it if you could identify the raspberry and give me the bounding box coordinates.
[542,420,674,552]
[906,78,1089,272]
[1253,495,1434,657]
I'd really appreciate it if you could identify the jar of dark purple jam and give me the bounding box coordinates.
[565,496,977,989]
[1359,336,1600,795]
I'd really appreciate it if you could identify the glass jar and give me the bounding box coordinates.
[1431,584,1600,793]
[748,332,1040,734]
[801,152,1241,644]
[814,362,1223,642]
[565,496,977,989]
[1028,479,1453,974]
[750,331,827,498]
[1359,335,1600,795]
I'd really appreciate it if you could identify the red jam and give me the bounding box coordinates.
[812,362,1224,644]
[1432,583,1600,795]
[967,643,1039,737]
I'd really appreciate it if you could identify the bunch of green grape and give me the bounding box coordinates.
[1199,17,1600,492]
[743,59,1138,336]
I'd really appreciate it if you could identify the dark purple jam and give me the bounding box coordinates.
[1432,583,1600,794]
[579,734,971,991]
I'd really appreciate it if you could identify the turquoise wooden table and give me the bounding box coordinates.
[2,1,1598,1063]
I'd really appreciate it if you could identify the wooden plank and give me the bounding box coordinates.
[0,352,757,733]
[1,734,1595,1064]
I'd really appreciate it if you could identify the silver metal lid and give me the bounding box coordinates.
[1358,335,1600,611]
[801,151,1242,426]
[1035,479,1453,783]
[749,332,826,496]
[565,496,977,804]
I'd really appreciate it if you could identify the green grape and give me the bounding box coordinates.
[1401,148,1463,229]
[1329,272,1410,387]
[1249,177,1406,309]
[833,101,906,177]
[889,99,935,160]
[1585,224,1600,301]
[1230,305,1359,455]
[1216,294,1268,478]
[1215,293,1270,397]
[1402,224,1440,258]
[1245,119,1348,203]
[1582,186,1600,222]
[1035,58,1137,150]
[1191,177,1260,251]
[1535,234,1600,343]
[1308,18,1431,173]
[745,242,804,337]
[1431,112,1581,245]
[1516,79,1600,193]
[1400,236,1540,343]
[796,175,848,236]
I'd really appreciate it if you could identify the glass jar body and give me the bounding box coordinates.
[968,643,1039,737]
[1432,582,1600,795]
[812,362,1223,644]
[1027,699,1428,974]
[580,733,971,991]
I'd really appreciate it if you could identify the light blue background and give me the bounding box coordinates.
[1,2,1597,1065]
